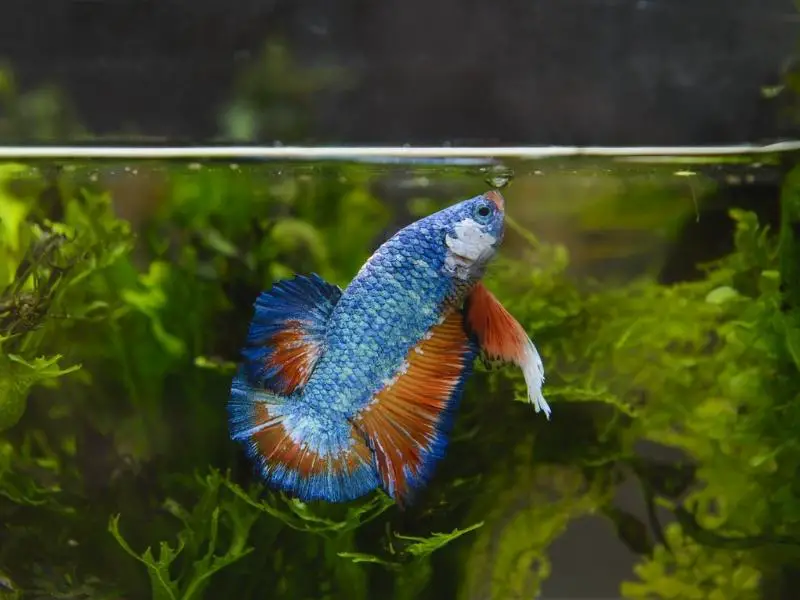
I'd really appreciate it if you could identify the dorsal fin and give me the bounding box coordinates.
[465,282,551,419]
[242,273,342,395]
[352,309,478,506]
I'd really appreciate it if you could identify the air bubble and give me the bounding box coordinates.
[484,165,515,189]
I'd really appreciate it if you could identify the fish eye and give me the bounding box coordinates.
[476,204,492,218]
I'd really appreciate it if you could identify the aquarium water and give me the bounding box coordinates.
[1,143,798,599]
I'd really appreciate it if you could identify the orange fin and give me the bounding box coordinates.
[352,310,478,506]
[228,371,379,502]
[465,282,551,419]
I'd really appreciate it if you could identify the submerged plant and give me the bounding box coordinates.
[0,156,798,599]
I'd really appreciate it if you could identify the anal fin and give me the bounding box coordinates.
[242,273,342,395]
[353,309,478,506]
[465,282,551,419]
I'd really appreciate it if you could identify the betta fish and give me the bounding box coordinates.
[228,190,550,506]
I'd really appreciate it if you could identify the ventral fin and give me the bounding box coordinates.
[228,370,380,502]
[241,273,342,395]
[465,282,551,419]
[353,309,478,506]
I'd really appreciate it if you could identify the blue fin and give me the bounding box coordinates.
[228,369,380,502]
[241,273,342,395]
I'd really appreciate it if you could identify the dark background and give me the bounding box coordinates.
[0,0,799,145]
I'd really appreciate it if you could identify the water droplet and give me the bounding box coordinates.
[487,176,506,187]
[484,165,514,189]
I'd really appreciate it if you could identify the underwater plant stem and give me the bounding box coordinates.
[504,215,541,250]
[108,319,139,405]
[643,483,669,551]
[99,271,141,408]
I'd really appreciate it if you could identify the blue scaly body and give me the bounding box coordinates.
[228,192,530,504]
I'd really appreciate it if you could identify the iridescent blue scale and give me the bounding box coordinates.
[228,192,510,504]
[304,217,456,417]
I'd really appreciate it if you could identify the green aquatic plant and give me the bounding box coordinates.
[108,470,259,600]
[0,161,483,598]
[0,157,798,599]
[622,522,762,600]
[460,459,607,600]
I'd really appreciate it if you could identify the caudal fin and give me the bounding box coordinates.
[228,370,380,503]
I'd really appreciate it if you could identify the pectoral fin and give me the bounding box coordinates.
[465,282,551,419]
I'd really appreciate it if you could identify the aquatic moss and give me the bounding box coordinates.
[461,182,800,598]
[0,158,798,599]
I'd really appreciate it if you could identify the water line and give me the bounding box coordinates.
[0,142,797,160]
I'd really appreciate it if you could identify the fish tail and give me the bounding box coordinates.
[227,372,284,443]
[228,369,380,503]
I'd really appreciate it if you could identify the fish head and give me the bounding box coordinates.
[438,190,505,281]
